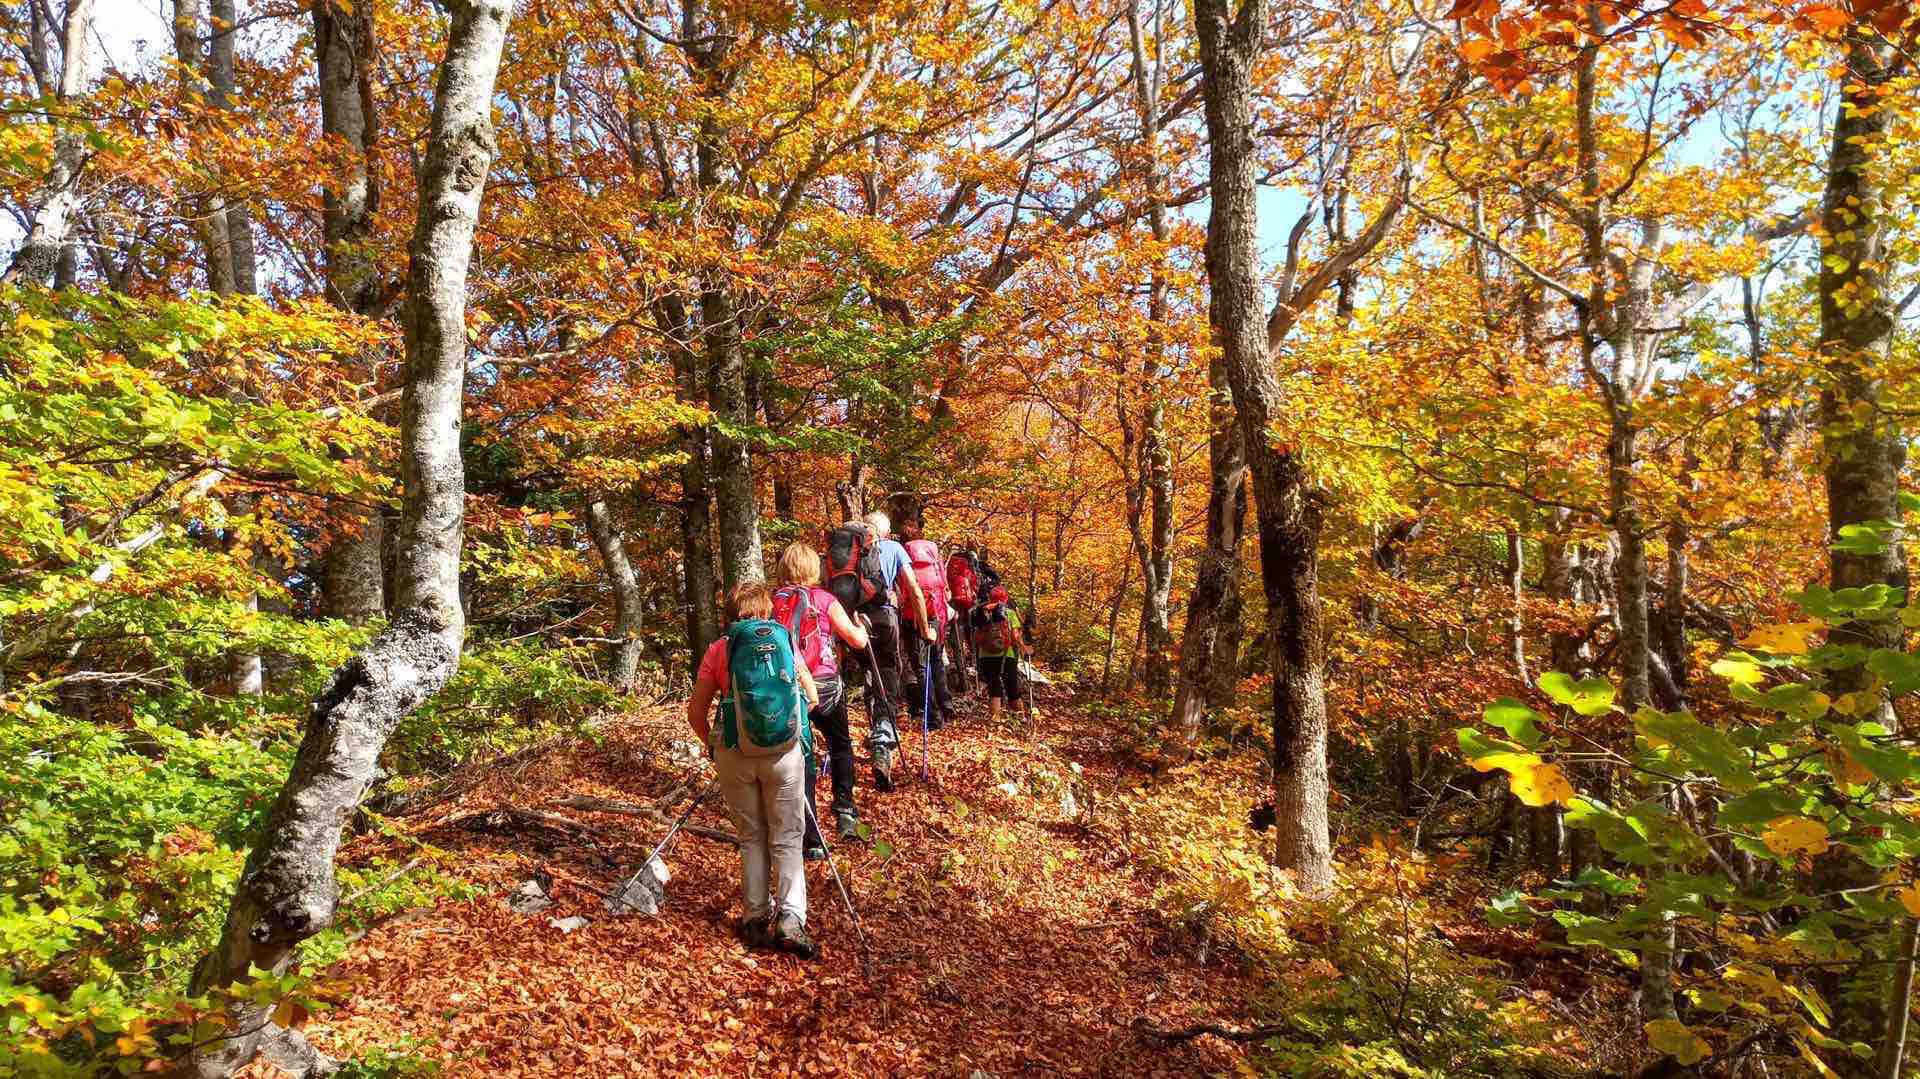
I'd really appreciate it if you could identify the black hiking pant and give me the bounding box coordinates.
[977,655,1023,702]
[804,676,851,845]
[905,621,953,721]
[856,604,903,752]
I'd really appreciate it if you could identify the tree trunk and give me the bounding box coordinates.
[175,4,510,1074]
[314,0,390,624]
[1878,917,1919,1079]
[1816,32,1910,1059]
[702,281,764,587]
[5,0,92,287]
[1125,0,1176,702]
[1172,347,1248,736]
[586,496,645,691]
[1819,34,1907,695]
[1195,0,1333,894]
[1505,531,1526,680]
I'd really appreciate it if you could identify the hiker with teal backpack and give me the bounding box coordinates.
[771,541,871,855]
[685,582,820,958]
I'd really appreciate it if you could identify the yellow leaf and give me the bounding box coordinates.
[1897,884,1920,917]
[1763,816,1831,857]
[1740,622,1823,655]
[1796,1037,1844,1078]
[1511,762,1576,807]
[1646,1019,1710,1065]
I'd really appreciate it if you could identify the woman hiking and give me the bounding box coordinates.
[771,542,872,854]
[969,585,1030,725]
[686,582,820,958]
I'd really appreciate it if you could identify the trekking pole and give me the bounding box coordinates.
[919,646,933,783]
[801,797,876,979]
[612,777,719,905]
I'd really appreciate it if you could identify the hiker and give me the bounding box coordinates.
[772,542,873,853]
[946,544,980,624]
[900,517,955,730]
[824,511,935,790]
[969,585,1029,724]
[685,581,820,959]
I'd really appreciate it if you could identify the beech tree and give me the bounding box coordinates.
[175,1,515,1073]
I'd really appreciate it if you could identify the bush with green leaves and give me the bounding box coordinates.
[1459,574,1920,1070]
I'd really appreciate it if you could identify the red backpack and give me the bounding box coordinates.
[905,539,948,627]
[771,585,837,680]
[946,553,977,608]
[824,524,887,611]
[970,602,1016,653]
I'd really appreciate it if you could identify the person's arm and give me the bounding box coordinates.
[687,674,718,744]
[798,664,818,707]
[897,555,935,640]
[827,598,870,650]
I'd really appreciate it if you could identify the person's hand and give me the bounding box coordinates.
[922,622,937,642]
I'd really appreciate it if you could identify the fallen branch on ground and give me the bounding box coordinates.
[551,793,738,845]
[1131,1017,1293,1044]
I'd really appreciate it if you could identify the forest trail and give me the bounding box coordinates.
[275,696,1259,1077]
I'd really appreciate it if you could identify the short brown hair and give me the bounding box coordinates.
[726,581,774,621]
[777,543,821,586]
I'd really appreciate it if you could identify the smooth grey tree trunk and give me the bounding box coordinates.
[314,0,389,624]
[174,4,511,1075]
[586,496,645,691]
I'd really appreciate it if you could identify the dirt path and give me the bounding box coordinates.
[289,696,1261,1077]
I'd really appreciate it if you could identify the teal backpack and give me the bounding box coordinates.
[718,617,807,757]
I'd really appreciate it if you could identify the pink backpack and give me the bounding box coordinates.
[905,539,948,628]
[771,585,838,681]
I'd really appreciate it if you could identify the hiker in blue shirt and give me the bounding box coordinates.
[857,510,934,790]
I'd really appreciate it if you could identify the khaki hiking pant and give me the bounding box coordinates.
[714,742,807,924]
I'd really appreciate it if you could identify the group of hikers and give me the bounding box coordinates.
[682,510,1032,959]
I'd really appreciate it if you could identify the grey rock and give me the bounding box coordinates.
[507,879,552,915]
[548,914,591,934]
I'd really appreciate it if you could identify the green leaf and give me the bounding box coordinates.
[1634,708,1755,791]
[872,838,895,861]
[1538,672,1616,716]
[1456,728,1539,774]
[1483,698,1544,748]
[1867,649,1920,695]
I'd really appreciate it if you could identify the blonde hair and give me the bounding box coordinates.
[777,543,821,586]
[727,581,774,622]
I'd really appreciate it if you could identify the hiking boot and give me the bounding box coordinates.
[739,915,775,950]
[804,842,828,861]
[773,912,818,960]
[834,807,861,841]
[926,711,946,731]
[872,745,895,791]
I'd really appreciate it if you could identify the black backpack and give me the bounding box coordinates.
[824,524,889,611]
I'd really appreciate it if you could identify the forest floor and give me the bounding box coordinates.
[263,691,1268,1077]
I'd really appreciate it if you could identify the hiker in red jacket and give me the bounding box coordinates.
[900,517,955,730]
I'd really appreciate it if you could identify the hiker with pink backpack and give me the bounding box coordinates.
[899,516,955,731]
[771,542,872,853]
